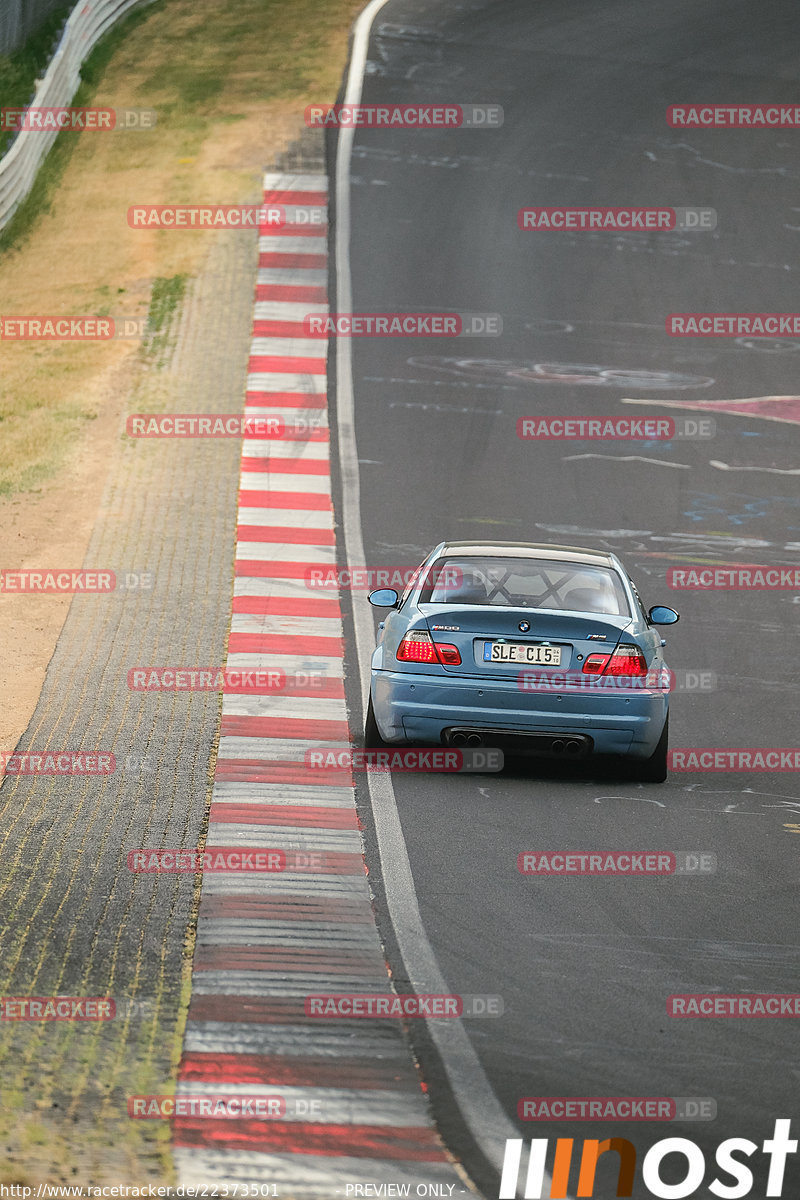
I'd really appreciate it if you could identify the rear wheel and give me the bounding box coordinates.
[632,715,669,783]
[364,695,388,748]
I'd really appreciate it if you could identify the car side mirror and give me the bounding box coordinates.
[648,605,679,625]
[368,588,399,608]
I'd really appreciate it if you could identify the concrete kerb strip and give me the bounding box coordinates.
[172,173,469,1197]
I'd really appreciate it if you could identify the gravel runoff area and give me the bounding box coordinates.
[0,219,257,1184]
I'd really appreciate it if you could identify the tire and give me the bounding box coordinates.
[364,695,388,748]
[631,715,669,783]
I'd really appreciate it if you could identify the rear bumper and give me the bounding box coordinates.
[371,667,668,758]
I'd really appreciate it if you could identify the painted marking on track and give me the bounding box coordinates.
[534,524,800,557]
[710,460,800,475]
[664,139,800,180]
[623,394,800,426]
[389,400,502,414]
[561,454,691,468]
[592,795,667,808]
[679,786,800,816]
[408,357,713,389]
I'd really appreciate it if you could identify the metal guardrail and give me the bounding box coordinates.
[0,0,155,232]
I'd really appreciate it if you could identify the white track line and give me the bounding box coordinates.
[334,2,550,1196]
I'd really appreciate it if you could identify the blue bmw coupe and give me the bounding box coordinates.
[365,541,679,782]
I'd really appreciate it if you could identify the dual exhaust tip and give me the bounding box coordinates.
[448,730,584,756]
[550,738,583,757]
[451,731,484,747]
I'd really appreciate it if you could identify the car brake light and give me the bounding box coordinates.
[604,644,648,676]
[396,631,461,665]
[397,631,437,662]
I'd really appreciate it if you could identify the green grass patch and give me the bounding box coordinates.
[0,458,54,497]
[79,0,164,89]
[142,273,187,364]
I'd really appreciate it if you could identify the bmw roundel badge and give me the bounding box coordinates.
[518,620,531,632]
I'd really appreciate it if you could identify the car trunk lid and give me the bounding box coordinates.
[420,604,633,679]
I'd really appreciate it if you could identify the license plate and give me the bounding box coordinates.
[483,641,562,665]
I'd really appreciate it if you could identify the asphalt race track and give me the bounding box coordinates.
[330,1,800,1195]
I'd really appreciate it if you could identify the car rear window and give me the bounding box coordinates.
[418,556,630,616]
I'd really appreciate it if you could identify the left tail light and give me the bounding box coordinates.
[396,630,461,665]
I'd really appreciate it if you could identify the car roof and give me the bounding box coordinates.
[434,541,618,568]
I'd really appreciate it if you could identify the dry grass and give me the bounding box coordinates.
[0,0,361,496]
[0,0,362,1177]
